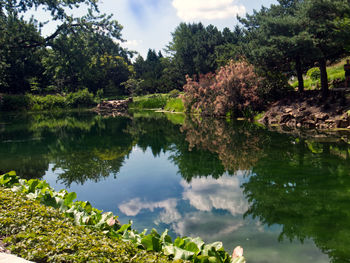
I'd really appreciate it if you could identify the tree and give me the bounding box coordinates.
[133,49,165,94]
[297,0,350,97]
[0,15,45,93]
[239,0,315,93]
[215,26,244,67]
[167,22,224,78]
[0,0,131,94]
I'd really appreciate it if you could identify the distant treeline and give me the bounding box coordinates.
[1,0,350,100]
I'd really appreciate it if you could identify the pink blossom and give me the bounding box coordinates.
[232,246,244,259]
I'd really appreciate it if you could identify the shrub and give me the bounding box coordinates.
[0,172,246,263]
[27,94,66,110]
[307,68,321,81]
[183,60,263,117]
[258,71,293,102]
[164,97,185,112]
[168,89,181,98]
[0,189,171,263]
[66,89,96,108]
[130,95,168,109]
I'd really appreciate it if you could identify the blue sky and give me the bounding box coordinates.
[30,0,277,57]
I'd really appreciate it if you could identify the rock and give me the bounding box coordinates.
[335,118,349,128]
[284,107,293,113]
[94,98,132,115]
[280,114,294,124]
[0,253,34,263]
[314,113,329,122]
[303,120,316,129]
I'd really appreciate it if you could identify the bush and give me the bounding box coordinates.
[168,89,181,98]
[307,67,321,81]
[258,71,293,102]
[183,60,263,117]
[0,172,245,263]
[0,189,171,263]
[130,95,168,109]
[0,95,30,111]
[164,97,185,112]
[27,94,66,110]
[66,89,96,108]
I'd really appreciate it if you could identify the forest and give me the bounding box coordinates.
[1,0,350,109]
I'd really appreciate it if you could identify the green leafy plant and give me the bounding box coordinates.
[307,67,321,81]
[0,171,246,263]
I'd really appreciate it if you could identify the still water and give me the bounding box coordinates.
[1,111,350,262]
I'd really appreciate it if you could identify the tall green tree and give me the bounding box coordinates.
[240,0,314,93]
[167,22,224,78]
[133,49,165,94]
[0,15,44,93]
[297,0,350,97]
[42,30,132,95]
[0,0,131,94]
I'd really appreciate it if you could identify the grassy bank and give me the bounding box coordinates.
[0,189,170,263]
[0,172,245,263]
[0,89,98,111]
[291,57,348,90]
[130,92,185,112]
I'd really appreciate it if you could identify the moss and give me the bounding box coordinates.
[0,189,172,263]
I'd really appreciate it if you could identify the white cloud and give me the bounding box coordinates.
[172,0,246,21]
[118,198,182,224]
[180,175,249,216]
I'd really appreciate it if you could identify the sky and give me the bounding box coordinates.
[30,0,278,58]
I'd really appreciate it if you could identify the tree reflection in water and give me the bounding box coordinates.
[2,111,350,261]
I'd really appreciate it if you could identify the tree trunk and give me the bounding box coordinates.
[319,59,328,99]
[295,57,304,93]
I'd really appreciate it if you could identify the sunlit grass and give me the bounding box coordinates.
[291,57,348,90]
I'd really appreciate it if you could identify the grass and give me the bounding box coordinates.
[129,94,169,109]
[164,97,185,112]
[291,57,348,90]
[130,93,185,112]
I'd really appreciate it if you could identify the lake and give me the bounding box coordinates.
[1,110,349,263]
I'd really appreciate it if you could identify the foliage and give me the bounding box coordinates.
[291,58,347,90]
[164,98,185,113]
[168,89,181,98]
[66,89,96,108]
[297,0,350,96]
[122,78,145,96]
[257,71,293,102]
[0,187,171,262]
[306,67,321,81]
[27,93,67,110]
[167,23,223,78]
[183,60,263,117]
[130,94,169,109]
[0,0,133,96]
[0,171,245,263]
[0,91,97,111]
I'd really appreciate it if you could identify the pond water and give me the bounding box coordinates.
[1,110,350,263]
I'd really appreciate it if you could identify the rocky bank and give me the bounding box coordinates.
[259,90,350,132]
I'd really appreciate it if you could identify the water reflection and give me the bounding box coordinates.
[1,111,350,262]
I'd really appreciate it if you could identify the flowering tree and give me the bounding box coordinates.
[182,60,264,117]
